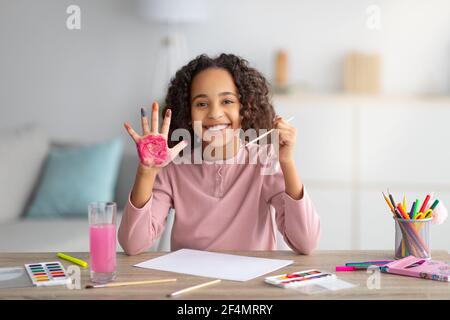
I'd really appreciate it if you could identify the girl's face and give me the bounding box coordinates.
[190,68,241,148]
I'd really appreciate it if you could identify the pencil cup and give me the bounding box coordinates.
[394,217,431,260]
[89,202,117,284]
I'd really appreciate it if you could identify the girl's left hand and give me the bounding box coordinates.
[273,115,297,164]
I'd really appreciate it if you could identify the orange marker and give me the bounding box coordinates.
[397,203,409,219]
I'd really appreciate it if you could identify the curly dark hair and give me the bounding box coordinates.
[163,53,276,148]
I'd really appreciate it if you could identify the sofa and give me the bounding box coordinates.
[0,152,174,253]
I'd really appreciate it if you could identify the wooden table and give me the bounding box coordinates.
[1,251,449,300]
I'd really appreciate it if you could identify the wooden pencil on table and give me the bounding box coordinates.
[167,279,221,298]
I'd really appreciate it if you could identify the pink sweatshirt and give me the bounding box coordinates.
[118,141,321,255]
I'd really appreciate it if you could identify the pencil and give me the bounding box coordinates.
[85,278,177,289]
[402,196,407,214]
[382,192,395,214]
[167,279,221,298]
[387,191,401,218]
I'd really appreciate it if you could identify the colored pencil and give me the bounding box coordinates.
[382,192,395,213]
[167,279,221,298]
[403,196,407,214]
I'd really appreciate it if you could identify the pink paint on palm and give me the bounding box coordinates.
[90,224,116,273]
[137,135,168,166]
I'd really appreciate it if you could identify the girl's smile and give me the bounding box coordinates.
[202,123,231,132]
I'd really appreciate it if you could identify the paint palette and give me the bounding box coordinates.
[265,269,334,288]
[24,261,71,287]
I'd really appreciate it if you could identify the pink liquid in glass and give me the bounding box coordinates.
[89,224,116,273]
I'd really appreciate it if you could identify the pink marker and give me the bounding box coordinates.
[336,266,357,272]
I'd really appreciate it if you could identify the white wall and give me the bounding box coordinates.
[1,0,450,147]
[275,95,450,251]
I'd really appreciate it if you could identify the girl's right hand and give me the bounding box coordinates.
[124,101,188,174]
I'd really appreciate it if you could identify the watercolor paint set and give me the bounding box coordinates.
[24,261,71,287]
[264,269,334,288]
[265,269,357,294]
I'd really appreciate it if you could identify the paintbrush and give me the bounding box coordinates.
[85,278,177,289]
[245,116,294,146]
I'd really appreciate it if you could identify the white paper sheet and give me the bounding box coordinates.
[134,249,293,281]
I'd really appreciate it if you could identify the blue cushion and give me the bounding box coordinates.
[26,138,124,218]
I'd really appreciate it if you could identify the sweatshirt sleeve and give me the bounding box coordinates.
[261,148,321,255]
[118,166,173,255]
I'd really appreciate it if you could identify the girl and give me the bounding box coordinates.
[119,53,320,255]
